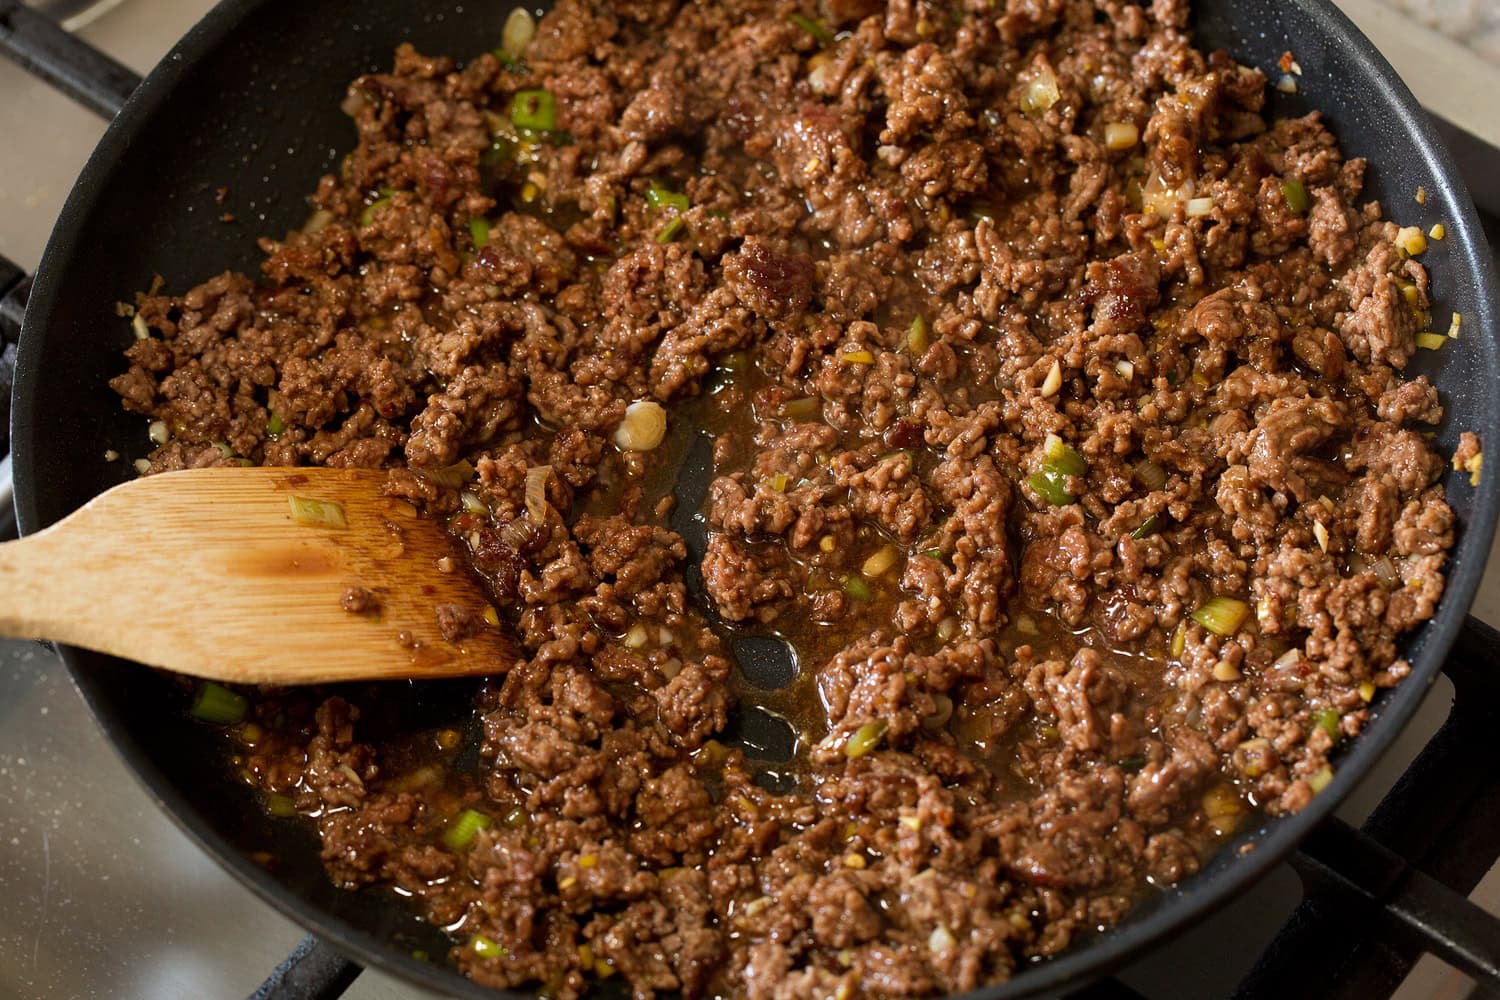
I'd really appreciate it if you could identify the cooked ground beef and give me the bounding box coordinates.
[109,1,1464,996]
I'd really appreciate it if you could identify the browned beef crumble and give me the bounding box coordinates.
[110,0,1464,996]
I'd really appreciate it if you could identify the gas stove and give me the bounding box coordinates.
[2,2,1500,999]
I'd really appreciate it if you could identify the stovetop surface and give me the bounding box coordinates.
[2,2,1499,998]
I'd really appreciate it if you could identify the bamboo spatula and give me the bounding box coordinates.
[0,467,522,683]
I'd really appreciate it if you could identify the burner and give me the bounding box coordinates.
[22,0,128,31]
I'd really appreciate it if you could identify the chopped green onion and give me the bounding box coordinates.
[908,315,930,355]
[1170,621,1186,659]
[358,196,391,227]
[1028,468,1075,507]
[844,719,888,758]
[265,793,297,818]
[1130,515,1160,540]
[499,6,535,61]
[843,575,874,602]
[509,89,556,132]
[1119,754,1147,772]
[788,12,834,44]
[646,181,689,214]
[469,217,491,248]
[470,934,507,959]
[655,217,686,243]
[443,808,493,850]
[1308,765,1334,794]
[1042,434,1086,477]
[1313,708,1341,741]
[783,396,820,420]
[1190,596,1249,637]
[1281,179,1310,214]
[266,411,285,436]
[190,682,248,725]
[288,495,348,529]
[921,548,944,560]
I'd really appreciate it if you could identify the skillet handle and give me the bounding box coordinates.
[247,935,362,1000]
[0,0,140,120]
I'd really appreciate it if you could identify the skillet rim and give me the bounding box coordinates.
[11,0,1500,996]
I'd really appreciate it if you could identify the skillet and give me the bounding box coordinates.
[4,0,1500,995]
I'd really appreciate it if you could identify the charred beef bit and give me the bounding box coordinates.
[111,0,1467,995]
[434,602,477,643]
[341,587,380,614]
[1454,431,1483,483]
[722,237,815,322]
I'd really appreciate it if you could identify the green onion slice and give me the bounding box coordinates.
[358,196,391,227]
[1281,178,1310,214]
[265,793,297,818]
[788,12,835,44]
[509,89,556,131]
[469,217,491,248]
[1313,708,1341,741]
[1130,514,1159,540]
[266,411,285,437]
[908,315,930,355]
[1028,468,1075,507]
[469,934,507,959]
[843,575,874,602]
[1042,434,1087,478]
[654,217,686,244]
[443,808,493,851]
[646,180,690,214]
[782,396,820,420]
[190,681,248,725]
[844,719,888,758]
[288,495,348,529]
[1190,596,1249,637]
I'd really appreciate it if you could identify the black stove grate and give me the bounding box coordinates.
[3,4,1500,999]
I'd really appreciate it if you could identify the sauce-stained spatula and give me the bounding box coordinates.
[0,467,520,684]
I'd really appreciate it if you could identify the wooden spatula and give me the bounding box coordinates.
[0,467,522,684]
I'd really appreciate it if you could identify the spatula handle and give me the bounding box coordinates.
[0,526,92,644]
